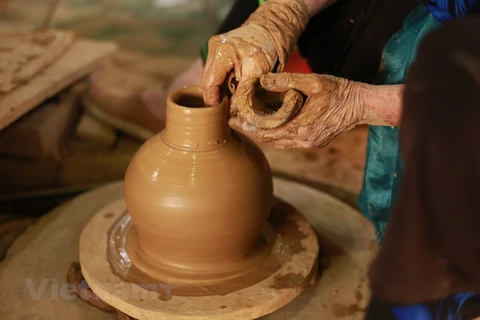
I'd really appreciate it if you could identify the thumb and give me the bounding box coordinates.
[228,116,244,133]
[260,72,324,95]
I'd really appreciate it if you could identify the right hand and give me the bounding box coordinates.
[200,24,278,106]
[200,0,309,107]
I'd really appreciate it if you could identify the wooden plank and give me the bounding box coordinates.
[0,38,117,131]
[74,113,118,150]
[0,84,85,159]
[0,177,377,320]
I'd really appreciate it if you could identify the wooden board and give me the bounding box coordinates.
[0,83,84,159]
[0,177,378,320]
[79,198,319,320]
[0,38,117,131]
[74,113,117,150]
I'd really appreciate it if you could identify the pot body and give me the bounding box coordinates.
[124,86,273,277]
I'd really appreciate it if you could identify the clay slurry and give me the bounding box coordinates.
[107,199,311,300]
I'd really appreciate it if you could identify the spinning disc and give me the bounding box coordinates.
[79,197,319,320]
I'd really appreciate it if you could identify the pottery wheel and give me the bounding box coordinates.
[80,196,319,319]
[0,177,377,320]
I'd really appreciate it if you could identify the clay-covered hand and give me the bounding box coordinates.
[229,72,367,148]
[201,0,309,106]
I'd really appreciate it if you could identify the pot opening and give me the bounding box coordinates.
[174,93,206,109]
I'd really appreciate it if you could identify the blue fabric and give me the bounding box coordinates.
[366,293,480,319]
[391,293,479,320]
[358,4,443,242]
[424,0,478,21]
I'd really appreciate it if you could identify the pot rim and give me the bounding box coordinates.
[167,85,228,113]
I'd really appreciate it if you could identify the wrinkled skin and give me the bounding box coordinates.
[201,25,278,107]
[201,0,309,107]
[229,72,367,149]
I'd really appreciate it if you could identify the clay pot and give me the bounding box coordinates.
[124,86,273,283]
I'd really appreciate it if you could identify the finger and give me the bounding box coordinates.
[228,116,263,136]
[228,117,243,132]
[229,117,267,144]
[260,126,290,142]
[260,72,329,95]
[273,139,299,149]
[201,43,237,106]
[233,78,256,114]
[201,60,229,106]
[229,93,239,116]
[229,103,238,117]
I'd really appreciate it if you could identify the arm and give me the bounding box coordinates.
[361,84,405,127]
[201,0,259,62]
[229,72,405,149]
[200,0,333,62]
[303,0,339,17]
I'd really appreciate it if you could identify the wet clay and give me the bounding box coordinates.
[107,198,308,299]
[244,0,309,73]
[227,72,304,130]
[79,178,320,320]
[123,86,274,285]
[201,0,308,123]
[233,0,309,130]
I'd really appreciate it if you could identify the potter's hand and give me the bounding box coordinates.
[201,0,309,106]
[230,72,367,149]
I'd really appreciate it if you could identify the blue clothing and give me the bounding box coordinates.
[358,1,478,242]
[358,3,443,242]
[360,3,480,319]
[424,0,479,21]
[366,293,480,319]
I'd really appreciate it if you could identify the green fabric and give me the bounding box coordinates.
[201,42,208,62]
[200,0,264,63]
[358,4,442,243]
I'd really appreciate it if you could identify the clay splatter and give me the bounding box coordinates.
[268,198,308,255]
[355,289,363,302]
[331,302,366,318]
[270,273,304,289]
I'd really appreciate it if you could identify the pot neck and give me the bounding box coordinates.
[162,86,231,151]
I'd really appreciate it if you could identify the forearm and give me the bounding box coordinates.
[201,0,259,63]
[303,0,338,17]
[201,0,332,62]
[361,84,405,126]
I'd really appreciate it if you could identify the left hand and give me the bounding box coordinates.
[229,72,367,148]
